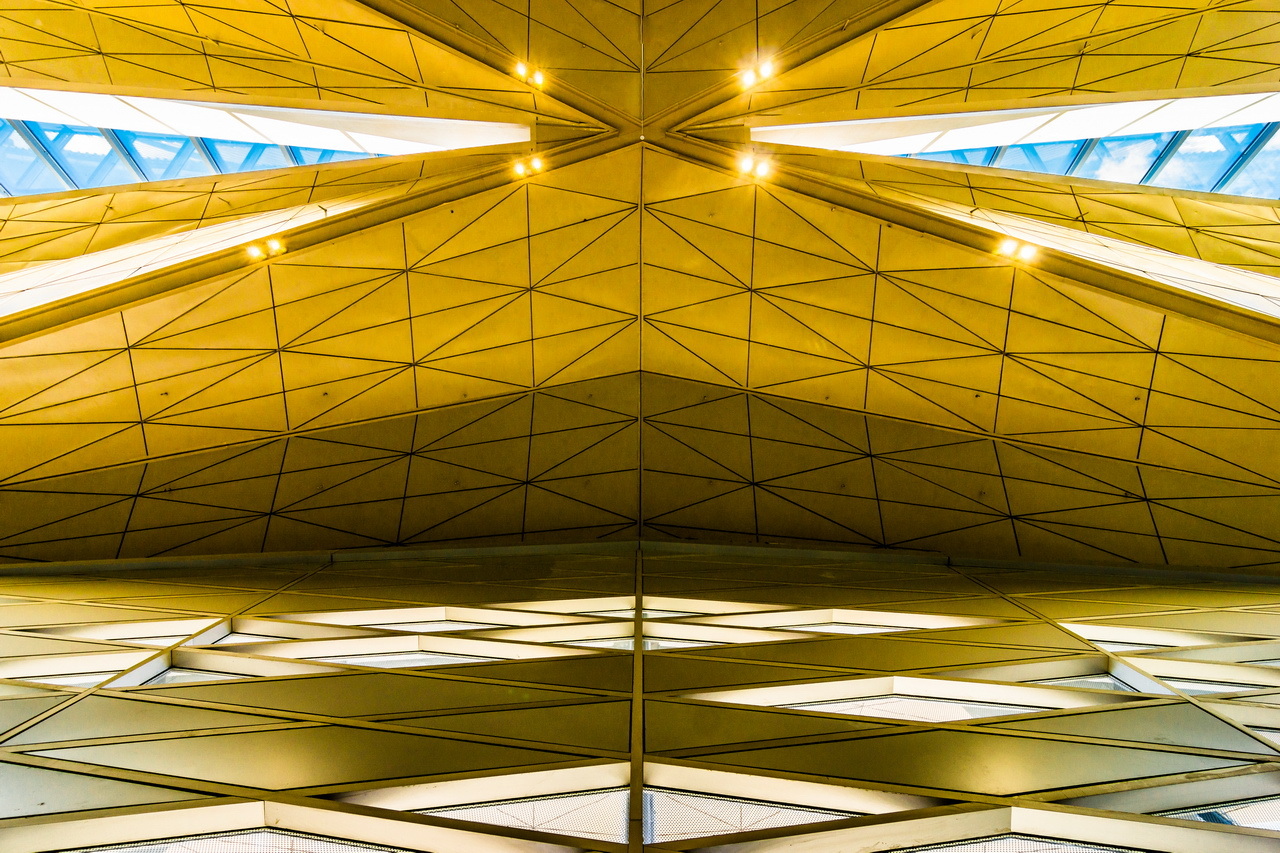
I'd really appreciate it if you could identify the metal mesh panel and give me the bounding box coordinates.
[566,637,712,650]
[367,620,497,632]
[59,828,413,853]
[784,623,911,635]
[643,787,855,841]
[898,834,1145,852]
[1094,641,1164,652]
[1162,793,1280,830]
[310,651,491,668]
[421,787,630,842]
[145,668,241,685]
[585,609,693,618]
[1033,674,1136,692]
[788,695,1042,722]
[1159,677,1259,695]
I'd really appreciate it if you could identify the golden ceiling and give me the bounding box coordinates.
[2,0,1280,568]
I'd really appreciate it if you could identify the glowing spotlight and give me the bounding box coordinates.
[515,62,528,79]
[530,156,544,172]
[753,159,771,178]
[246,245,265,260]
[738,155,756,173]
[741,68,757,87]
[997,238,1019,256]
[759,60,774,78]
[265,238,284,255]
[531,70,545,87]
[514,161,528,177]
[1017,243,1038,261]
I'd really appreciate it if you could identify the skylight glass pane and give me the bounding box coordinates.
[912,147,996,166]
[205,139,292,172]
[1033,673,1137,691]
[1220,131,1280,198]
[897,835,1141,852]
[1072,132,1177,182]
[644,788,857,841]
[64,828,415,853]
[114,129,215,181]
[786,694,1042,722]
[28,122,138,187]
[291,146,366,165]
[422,788,630,842]
[994,140,1085,175]
[0,119,69,195]
[1162,794,1280,830]
[1152,123,1265,191]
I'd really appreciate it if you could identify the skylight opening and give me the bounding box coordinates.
[752,91,1280,199]
[905,122,1280,197]
[0,87,531,197]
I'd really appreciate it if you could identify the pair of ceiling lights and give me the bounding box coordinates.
[741,60,775,88]
[514,62,545,88]
[513,156,545,177]
[997,238,1038,261]
[245,238,285,260]
[738,155,772,178]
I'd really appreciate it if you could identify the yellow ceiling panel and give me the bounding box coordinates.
[0,0,1279,574]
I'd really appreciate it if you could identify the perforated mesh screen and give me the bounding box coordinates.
[1034,674,1136,692]
[1160,677,1259,695]
[785,622,910,635]
[419,786,857,842]
[644,787,855,841]
[898,835,1144,852]
[368,620,497,632]
[311,651,490,668]
[422,787,630,842]
[788,695,1042,722]
[1162,793,1280,830]
[60,828,412,853]
[145,668,240,685]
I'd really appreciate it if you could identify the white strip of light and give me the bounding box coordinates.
[752,91,1280,156]
[0,87,529,156]
[0,198,366,319]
